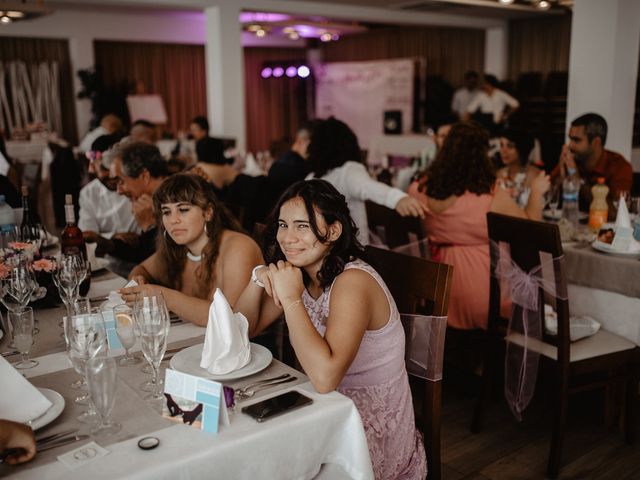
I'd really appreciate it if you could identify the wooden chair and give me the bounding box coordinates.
[366,245,454,480]
[471,213,639,479]
[365,200,427,257]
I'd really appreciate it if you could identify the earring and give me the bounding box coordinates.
[164,229,169,240]
[204,223,208,235]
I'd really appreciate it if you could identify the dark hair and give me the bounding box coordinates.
[131,119,155,129]
[434,113,458,131]
[464,70,479,80]
[196,137,227,165]
[91,134,122,153]
[483,74,499,88]
[307,117,362,178]
[120,142,168,178]
[424,122,495,199]
[191,116,209,132]
[571,113,608,145]
[153,173,243,298]
[501,128,534,166]
[262,179,364,289]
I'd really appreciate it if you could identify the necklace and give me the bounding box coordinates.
[186,251,202,262]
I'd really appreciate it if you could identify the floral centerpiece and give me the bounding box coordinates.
[30,256,60,307]
[1,244,60,307]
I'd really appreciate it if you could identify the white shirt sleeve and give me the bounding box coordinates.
[451,91,462,116]
[500,90,519,109]
[78,185,100,232]
[466,94,481,113]
[338,162,407,210]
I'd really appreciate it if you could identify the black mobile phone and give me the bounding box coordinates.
[241,390,313,422]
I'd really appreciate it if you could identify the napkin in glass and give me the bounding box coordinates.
[612,195,640,252]
[0,356,52,423]
[200,288,251,375]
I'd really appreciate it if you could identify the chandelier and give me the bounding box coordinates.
[0,0,52,24]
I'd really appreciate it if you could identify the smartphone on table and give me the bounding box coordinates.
[241,390,313,422]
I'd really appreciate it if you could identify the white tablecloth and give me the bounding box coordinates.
[368,133,435,167]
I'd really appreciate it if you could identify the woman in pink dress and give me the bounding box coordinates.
[236,179,426,479]
[408,122,549,330]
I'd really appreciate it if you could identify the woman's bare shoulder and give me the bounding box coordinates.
[219,230,262,255]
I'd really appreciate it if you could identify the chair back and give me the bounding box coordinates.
[365,201,426,253]
[486,212,570,363]
[365,245,453,480]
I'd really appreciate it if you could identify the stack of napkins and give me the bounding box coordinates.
[101,279,139,311]
[0,356,52,423]
[200,289,251,375]
[612,194,640,252]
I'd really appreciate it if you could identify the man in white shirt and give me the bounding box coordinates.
[78,114,123,153]
[465,74,519,135]
[451,71,479,119]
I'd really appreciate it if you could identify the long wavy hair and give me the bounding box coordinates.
[307,117,363,178]
[262,179,364,289]
[152,173,243,299]
[424,122,496,199]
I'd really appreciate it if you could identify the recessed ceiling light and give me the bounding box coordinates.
[499,0,515,4]
[256,29,266,37]
[6,11,25,18]
[0,16,12,24]
[289,32,299,40]
[320,33,332,42]
[537,0,551,9]
[247,24,262,32]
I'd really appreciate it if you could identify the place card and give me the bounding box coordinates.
[57,442,110,470]
[99,309,126,356]
[163,369,229,434]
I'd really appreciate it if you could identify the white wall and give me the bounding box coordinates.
[484,26,508,80]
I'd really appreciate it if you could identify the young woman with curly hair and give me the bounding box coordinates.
[235,179,426,479]
[408,122,549,330]
[121,173,263,326]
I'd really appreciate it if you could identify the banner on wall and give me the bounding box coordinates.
[315,58,414,151]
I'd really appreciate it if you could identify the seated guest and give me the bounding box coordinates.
[78,114,123,153]
[268,123,313,197]
[121,173,262,325]
[128,119,157,144]
[88,142,168,263]
[0,419,36,465]
[496,129,540,207]
[189,115,210,142]
[306,117,425,245]
[408,122,549,330]
[235,179,426,479]
[552,113,632,210]
[79,135,140,239]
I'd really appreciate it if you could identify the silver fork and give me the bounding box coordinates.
[236,376,297,400]
[234,373,290,396]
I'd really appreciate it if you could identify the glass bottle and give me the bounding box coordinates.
[61,194,91,296]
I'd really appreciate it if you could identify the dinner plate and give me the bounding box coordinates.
[543,209,588,221]
[170,343,273,381]
[30,388,65,430]
[91,258,110,272]
[591,240,640,257]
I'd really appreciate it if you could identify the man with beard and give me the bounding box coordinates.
[553,113,632,211]
[79,135,140,238]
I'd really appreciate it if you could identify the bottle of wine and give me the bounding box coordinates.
[60,194,91,296]
[19,185,38,242]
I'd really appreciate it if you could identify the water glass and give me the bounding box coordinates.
[86,356,121,436]
[1,262,36,312]
[9,307,38,369]
[113,304,141,366]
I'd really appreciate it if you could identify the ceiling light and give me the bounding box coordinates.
[320,33,332,42]
[288,31,299,40]
[537,0,551,9]
[272,67,284,78]
[255,29,266,37]
[0,16,11,23]
[0,1,53,23]
[282,27,295,34]
[6,11,25,18]
[247,24,262,32]
[260,67,272,79]
[297,66,311,78]
[499,0,515,3]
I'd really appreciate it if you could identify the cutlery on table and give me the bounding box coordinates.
[36,429,79,447]
[37,434,90,452]
[1,350,19,357]
[234,374,291,396]
[236,376,297,400]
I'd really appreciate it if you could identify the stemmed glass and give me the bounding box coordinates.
[86,356,121,436]
[1,261,36,312]
[8,306,38,369]
[545,181,562,220]
[134,292,170,404]
[68,301,108,423]
[113,303,141,366]
[53,254,85,343]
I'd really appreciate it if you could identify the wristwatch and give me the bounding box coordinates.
[251,265,266,288]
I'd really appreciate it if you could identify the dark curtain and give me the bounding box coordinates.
[94,40,207,136]
[508,15,572,81]
[320,26,485,87]
[244,47,309,154]
[0,37,77,143]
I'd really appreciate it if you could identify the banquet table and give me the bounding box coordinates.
[0,271,374,480]
[563,241,640,346]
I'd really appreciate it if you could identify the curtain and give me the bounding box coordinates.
[0,37,76,143]
[321,26,485,87]
[94,40,207,137]
[244,47,309,154]
[508,15,572,81]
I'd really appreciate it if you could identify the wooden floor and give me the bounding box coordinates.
[439,372,640,480]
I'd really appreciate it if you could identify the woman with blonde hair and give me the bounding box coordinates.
[121,173,263,325]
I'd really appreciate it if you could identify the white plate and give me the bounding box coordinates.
[170,343,273,381]
[543,209,588,221]
[91,258,110,272]
[592,240,640,257]
[30,388,65,430]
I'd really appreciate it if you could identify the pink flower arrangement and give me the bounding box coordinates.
[8,241,33,251]
[32,257,56,273]
[0,262,10,279]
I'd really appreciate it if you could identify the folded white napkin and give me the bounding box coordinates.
[200,289,251,375]
[613,196,640,252]
[0,356,52,423]
[100,279,138,311]
[544,304,601,342]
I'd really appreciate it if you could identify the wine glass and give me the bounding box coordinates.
[53,254,84,343]
[134,292,170,404]
[545,182,562,220]
[113,303,141,366]
[9,307,37,369]
[86,356,121,436]
[1,262,36,312]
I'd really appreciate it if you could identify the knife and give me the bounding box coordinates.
[36,429,79,447]
[37,434,90,452]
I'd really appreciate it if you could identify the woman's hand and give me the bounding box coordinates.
[268,261,304,309]
[0,420,36,465]
[118,284,165,303]
[129,275,148,285]
[395,196,427,218]
[530,171,551,197]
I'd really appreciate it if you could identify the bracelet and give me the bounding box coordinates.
[283,299,303,314]
[251,265,266,288]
